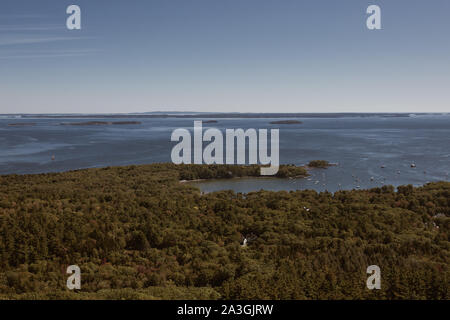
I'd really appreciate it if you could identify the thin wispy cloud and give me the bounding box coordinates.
[0,49,100,59]
[0,36,91,46]
[0,13,95,59]
[0,25,64,31]
[0,14,47,19]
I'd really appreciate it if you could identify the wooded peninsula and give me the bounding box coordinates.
[0,163,448,299]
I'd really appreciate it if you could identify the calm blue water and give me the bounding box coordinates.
[1,115,449,192]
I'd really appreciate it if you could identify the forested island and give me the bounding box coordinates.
[0,163,448,299]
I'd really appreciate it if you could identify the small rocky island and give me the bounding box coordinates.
[269,120,302,125]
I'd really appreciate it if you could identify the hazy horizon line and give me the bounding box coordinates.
[1,111,449,115]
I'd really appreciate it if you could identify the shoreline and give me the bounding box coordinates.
[180,174,307,184]
[1,163,448,194]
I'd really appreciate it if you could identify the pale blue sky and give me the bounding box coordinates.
[0,0,449,113]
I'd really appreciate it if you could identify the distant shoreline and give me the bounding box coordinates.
[2,112,447,120]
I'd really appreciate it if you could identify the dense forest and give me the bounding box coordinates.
[178,164,308,180]
[0,163,448,299]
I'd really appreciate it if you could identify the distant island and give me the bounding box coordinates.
[270,120,302,125]
[60,121,142,126]
[7,123,36,126]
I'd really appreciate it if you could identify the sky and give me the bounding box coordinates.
[0,0,449,114]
